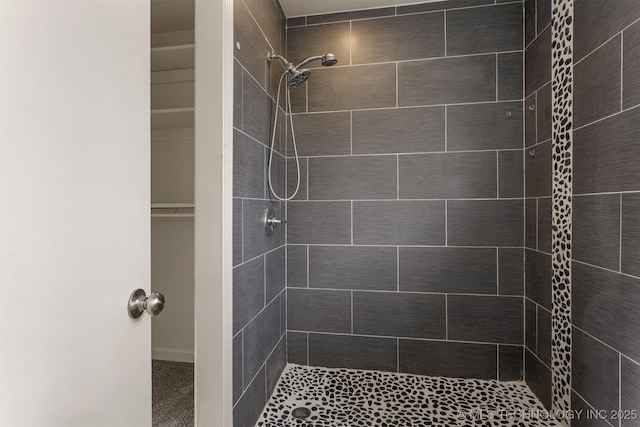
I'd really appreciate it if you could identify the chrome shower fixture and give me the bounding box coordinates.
[267,52,338,88]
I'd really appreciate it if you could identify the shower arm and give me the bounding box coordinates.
[267,53,295,72]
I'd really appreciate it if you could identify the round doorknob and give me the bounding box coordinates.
[128,289,165,318]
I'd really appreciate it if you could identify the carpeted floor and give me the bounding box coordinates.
[152,360,194,427]
[258,364,561,426]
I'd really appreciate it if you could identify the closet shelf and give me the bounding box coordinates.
[151,107,194,129]
[152,203,194,208]
[151,44,195,72]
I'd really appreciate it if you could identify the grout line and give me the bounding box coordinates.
[574,17,640,68]
[621,30,624,112]
[288,329,531,347]
[496,151,500,197]
[620,194,623,272]
[291,287,523,298]
[350,291,354,334]
[496,248,500,295]
[264,254,267,306]
[306,245,309,287]
[444,105,448,151]
[571,389,616,427]
[288,196,527,202]
[351,201,354,245]
[296,99,525,115]
[396,62,399,107]
[241,331,245,390]
[396,246,400,291]
[241,199,245,262]
[619,352,623,427]
[497,345,500,380]
[396,155,400,200]
[445,294,449,339]
[306,332,309,365]
[444,200,448,246]
[535,197,540,250]
[495,54,499,101]
[396,339,400,372]
[444,10,447,57]
[350,111,353,155]
[573,258,640,281]
[349,21,353,65]
[574,103,640,132]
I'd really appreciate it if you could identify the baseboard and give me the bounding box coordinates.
[152,347,194,363]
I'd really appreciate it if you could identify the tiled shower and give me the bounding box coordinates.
[233,0,640,425]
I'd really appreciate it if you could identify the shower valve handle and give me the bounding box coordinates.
[267,218,287,225]
[265,208,286,236]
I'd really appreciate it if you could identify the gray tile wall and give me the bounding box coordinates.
[523,0,640,415]
[285,0,525,382]
[569,0,640,416]
[523,0,553,408]
[233,0,287,425]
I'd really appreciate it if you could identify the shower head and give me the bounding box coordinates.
[295,53,338,69]
[268,52,338,88]
[288,68,311,88]
[321,53,338,66]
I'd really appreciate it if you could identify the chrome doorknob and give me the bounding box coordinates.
[128,289,165,318]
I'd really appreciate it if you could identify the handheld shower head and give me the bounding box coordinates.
[288,69,311,88]
[321,53,338,66]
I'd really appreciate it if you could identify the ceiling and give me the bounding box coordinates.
[278,0,445,17]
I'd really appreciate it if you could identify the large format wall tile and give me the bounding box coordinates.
[399,247,497,294]
[447,200,524,247]
[499,150,524,198]
[398,55,496,106]
[399,340,497,379]
[234,0,266,86]
[287,288,351,333]
[353,292,446,339]
[351,13,444,63]
[306,7,395,25]
[233,332,243,403]
[233,256,264,334]
[573,195,621,271]
[573,262,640,362]
[242,70,272,145]
[537,197,552,253]
[242,199,284,259]
[243,0,283,52]
[572,327,620,413]
[525,140,552,197]
[499,248,524,296]
[525,349,551,409]
[266,247,285,303]
[286,245,307,288]
[233,199,242,265]
[536,307,551,367]
[622,194,640,277]
[397,0,493,14]
[447,102,523,151]
[352,107,445,154]
[525,250,552,310]
[525,26,551,96]
[498,52,524,100]
[233,366,266,427]
[574,0,640,62]
[308,246,397,291]
[353,201,446,245]
[308,156,397,200]
[574,107,640,194]
[308,334,398,372]
[288,112,351,156]
[446,3,523,55]
[448,295,524,344]
[243,299,281,388]
[308,64,397,111]
[572,393,611,427]
[287,22,351,67]
[574,35,621,129]
[287,201,351,244]
[499,345,524,381]
[233,130,265,199]
[536,83,552,142]
[621,356,640,422]
[399,152,497,199]
[623,21,640,109]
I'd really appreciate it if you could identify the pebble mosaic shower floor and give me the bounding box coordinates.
[257,365,560,426]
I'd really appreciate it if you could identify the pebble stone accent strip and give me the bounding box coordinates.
[257,364,561,426]
[550,0,573,415]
